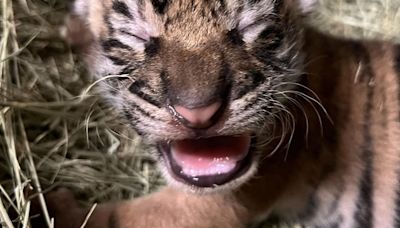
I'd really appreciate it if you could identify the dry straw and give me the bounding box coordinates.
[308,0,400,43]
[0,1,163,227]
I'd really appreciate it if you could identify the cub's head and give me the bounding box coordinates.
[70,0,317,192]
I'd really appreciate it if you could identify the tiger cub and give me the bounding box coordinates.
[46,0,400,227]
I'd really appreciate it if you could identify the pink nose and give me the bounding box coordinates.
[173,101,222,128]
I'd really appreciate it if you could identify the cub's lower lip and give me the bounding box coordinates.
[158,135,252,188]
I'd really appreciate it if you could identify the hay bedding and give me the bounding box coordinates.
[0,0,398,228]
[308,0,400,43]
[0,1,163,227]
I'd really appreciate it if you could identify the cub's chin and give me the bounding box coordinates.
[157,135,260,193]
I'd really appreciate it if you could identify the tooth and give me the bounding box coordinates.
[192,177,199,181]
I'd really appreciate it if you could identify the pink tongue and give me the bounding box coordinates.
[171,136,251,177]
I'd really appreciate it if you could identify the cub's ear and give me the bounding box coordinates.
[297,0,318,13]
[60,0,93,49]
[70,0,89,17]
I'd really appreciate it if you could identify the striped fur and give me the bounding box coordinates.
[52,0,400,227]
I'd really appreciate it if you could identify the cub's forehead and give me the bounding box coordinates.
[104,0,277,45]
[146,0,276,26]
[75,0,285,51]
[161,0,235,45]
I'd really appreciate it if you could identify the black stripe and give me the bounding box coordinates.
[251,27,285,68]
[108,87,118,96]
[273,0,283,13]
[248,0,262,5]
[130,101,159,121]
[112,0,133,19]
[392,45,400,227]
[354,60,374,228]
[123,109,136,122]
[234,70,266,100]
[159,70,169,97]
[104,14,115,35]
[119,29,148,42]
[106,55,129,65]
[395,46,400,73]
[217,0,226,9]
[102,39,131,52]
[226,28,244,46]
[129,79,147,94]
[127,102,166,137]
[150,0,170,14]
[209,8,218,18]
[353,44,374,228]
[119,66,135,76]
[145,37,161,57]
[395,45,400,105]
[246,70,266,89]
[128,80,162,108]
[121,110,147,137]
[218,58,232,100]
[256,26,284,51]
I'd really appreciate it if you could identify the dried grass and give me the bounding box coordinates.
[309,0,400,43]
[0,1,163,227]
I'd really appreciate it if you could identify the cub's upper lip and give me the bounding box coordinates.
[158,135,253,188]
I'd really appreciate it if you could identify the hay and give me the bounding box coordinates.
[0,1,163,227]
[0,0,398,228]
[308,0,400,43]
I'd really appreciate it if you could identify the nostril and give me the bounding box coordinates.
[172,101,222,129]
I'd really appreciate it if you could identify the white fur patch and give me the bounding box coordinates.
[72,0,89,16]
[238,1,274,29]
[298,0,318,13]
[242,24,268,43]
[237,0,274,43]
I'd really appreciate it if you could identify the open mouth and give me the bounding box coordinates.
[158,135,253,188]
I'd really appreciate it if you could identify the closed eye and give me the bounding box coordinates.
[119,29,149,43]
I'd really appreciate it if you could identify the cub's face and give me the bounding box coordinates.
[71,0,314,192]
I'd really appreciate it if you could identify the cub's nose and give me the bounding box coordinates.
[172,101,222,129]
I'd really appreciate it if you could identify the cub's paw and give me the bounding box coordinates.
[30,188,89,228]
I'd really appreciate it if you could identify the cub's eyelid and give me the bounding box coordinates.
[119,29,149,43]
[239,21,266,33]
